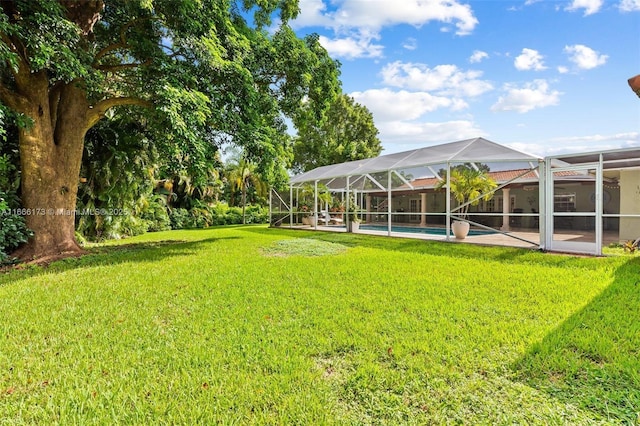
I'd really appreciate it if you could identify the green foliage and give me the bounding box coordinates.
[0,138,30,263]
[297,183,333,213]
[0,154,12,190]
[225,154,267,206]
[0,192,32,264]
[623,238,639,253]
[1,0,341,254]
[188,204,214,228]
[224,151,269,224]
[169,207,190,230]
[169,203,268,229]
[293,93,381,173]
[140,195,171,232]
[0,121,20,192]
[0,0,90,83]
[0,227,636,423]
[435,164,498,219]
[74,231,87,248]
[76,112,158,241]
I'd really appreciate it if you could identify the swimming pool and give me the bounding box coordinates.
[359,224,496,236]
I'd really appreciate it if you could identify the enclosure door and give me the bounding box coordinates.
[548,165,601,255]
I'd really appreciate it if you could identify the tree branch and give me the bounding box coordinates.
[93,16,161,63]
[93,41,128,62]
[93,58,152,73]
[86,96,153,128]
[98,17,136,60]
[1,31,21,60]
[0,82,30,112]
[1,32,30,82]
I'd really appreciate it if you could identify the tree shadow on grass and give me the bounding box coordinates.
[513,257,640,423]
[251,226,603,268]
[0,236,240,285]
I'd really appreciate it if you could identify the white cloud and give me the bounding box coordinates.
[491,80,562,113]
[347,87,485,147]
[351,88,467,122]
[508,134,640,157]
[564,44,608,69]
[294,0,479,34]
[293,0,334,27]
[619,0,640,11]
[403,38,418,51]
[377,120,486,145]
[469,50,489,63]
[318,32,384,59]
[293,0,480,58]
[380,61,493,97]
[323,0,479,35]
[557,66,569,74]
[565,0,603,15]
[514,48,547,71]
[550,132,640,147]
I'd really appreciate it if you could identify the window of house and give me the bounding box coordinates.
[554,193,576,212]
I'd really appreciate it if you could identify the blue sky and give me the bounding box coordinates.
[289,0,640,157]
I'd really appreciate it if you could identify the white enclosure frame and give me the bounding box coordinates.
[271,139,640,256]
[545,147,640,255]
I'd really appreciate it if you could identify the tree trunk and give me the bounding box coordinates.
[242,182,247,225]
[12,74,88,260]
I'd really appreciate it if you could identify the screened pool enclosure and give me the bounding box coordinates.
[270,137,640,256]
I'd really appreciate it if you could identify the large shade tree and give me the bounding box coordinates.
[0,0,339,259]
[292,93,381,173]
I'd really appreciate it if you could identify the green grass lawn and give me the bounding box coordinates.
[1,225,638,424]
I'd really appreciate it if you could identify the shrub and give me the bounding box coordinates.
[141,196,171,232]
[244,205,269,224]
[210,203,229,225]
[169,208,190,229]
[207,203,269,225]
[0,192,32,264]
[74,231,87,247]
[113,215,149,239]
[189,207,213,228]
[226,206,243,224]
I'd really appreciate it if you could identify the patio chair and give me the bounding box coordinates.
[329,215,343,225]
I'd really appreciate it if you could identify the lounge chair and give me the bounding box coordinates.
[329,216,343,225]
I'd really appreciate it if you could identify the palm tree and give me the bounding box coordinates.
[226,156,267,224]
[161,165,223,209]
[436,165,497,220]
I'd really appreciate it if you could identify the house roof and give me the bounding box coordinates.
[407,169,539,189]
[398,169,585,191]
[290,137,542,185]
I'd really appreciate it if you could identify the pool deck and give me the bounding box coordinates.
[282,222,621,251]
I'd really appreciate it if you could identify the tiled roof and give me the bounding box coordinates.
[407,169,582,189]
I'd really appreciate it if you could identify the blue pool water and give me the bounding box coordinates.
[359,224,496,236]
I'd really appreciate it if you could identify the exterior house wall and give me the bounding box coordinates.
[619,170,640,240]
[602,184,621,232]
[604,185,621,215]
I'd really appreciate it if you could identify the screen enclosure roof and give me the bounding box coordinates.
[290,137,542,185]
[548,147,640,170]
